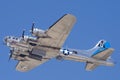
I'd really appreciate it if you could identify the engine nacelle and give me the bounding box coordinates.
[31,28,48,37]
[23,36,29,42]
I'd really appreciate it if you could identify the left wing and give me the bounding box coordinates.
[16,57,49,72]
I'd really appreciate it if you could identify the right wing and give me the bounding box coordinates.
[16,50,58,72]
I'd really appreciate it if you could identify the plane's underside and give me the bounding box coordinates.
[4,14,114,72]
[4,14,77,72]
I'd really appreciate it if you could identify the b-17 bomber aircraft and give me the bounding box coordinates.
[4,14,76,72]
[4,14,114,72]
[59,40,114,71]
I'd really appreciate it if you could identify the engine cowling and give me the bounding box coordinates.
[31,28,48,37]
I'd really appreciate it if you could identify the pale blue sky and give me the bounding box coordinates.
[0,0,120,80]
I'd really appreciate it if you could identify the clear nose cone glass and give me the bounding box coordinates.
[4,37,8,43]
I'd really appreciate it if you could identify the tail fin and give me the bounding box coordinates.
[85,48,114,71]
[76,40,111,56]
[85,40,114,71]
[94,40,111,49]
[91,40,111,56]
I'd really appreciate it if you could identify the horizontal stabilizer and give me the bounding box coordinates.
[85,48,114,71]
[85,62,98,71]
[92,48,114,60]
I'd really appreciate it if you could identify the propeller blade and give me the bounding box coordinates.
[22,30,25,39]
[8,50,13,61]
[31,23,35,33]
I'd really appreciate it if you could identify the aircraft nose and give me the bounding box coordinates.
[4,37,8,43]
[4,36,11,46]
[4,36,11,43]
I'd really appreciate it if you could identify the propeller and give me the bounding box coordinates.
[22,29,25,39]
[8,49,13,61]
[31,23,35,33]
